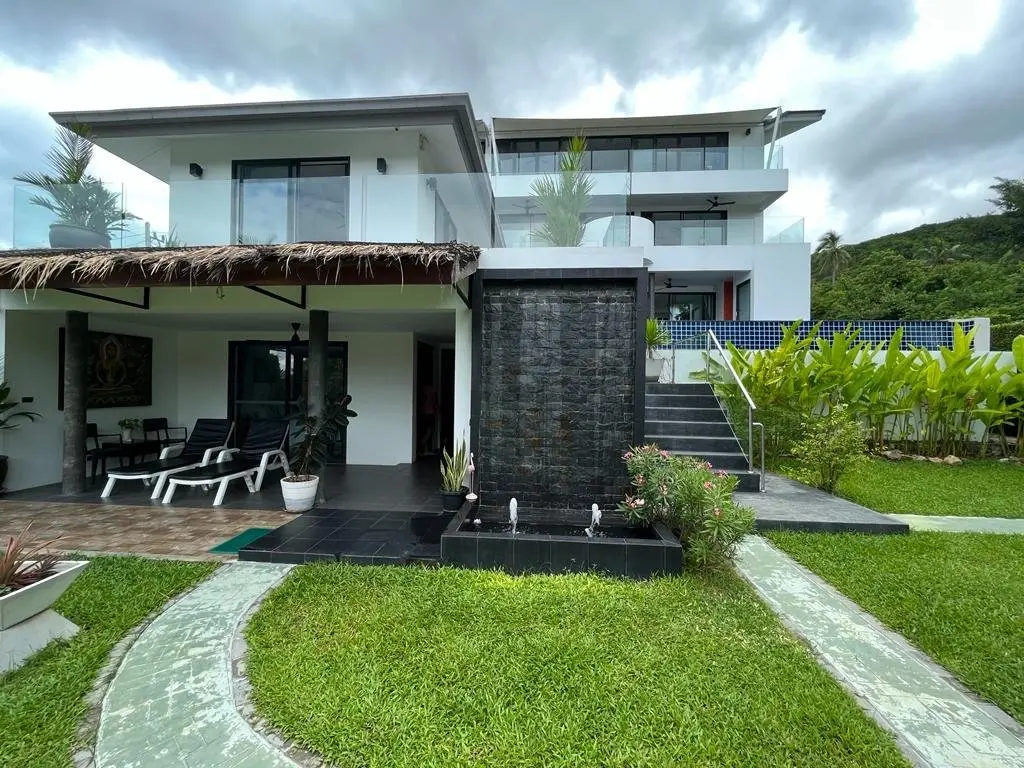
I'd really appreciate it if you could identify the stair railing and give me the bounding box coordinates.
[704,330,766,492]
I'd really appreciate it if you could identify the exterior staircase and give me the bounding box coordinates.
[644,382,761,491]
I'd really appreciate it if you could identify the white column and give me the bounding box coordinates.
[453,304,473,450]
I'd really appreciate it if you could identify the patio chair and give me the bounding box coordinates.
[100,419,234,500]
[161,419,291,507]
[86,423,122,483]
[143,417,187,452]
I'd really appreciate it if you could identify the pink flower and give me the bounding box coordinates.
[623,451,633,460]
[703,480,714,489]
[636,498,645,506]
[660,450,670,459]
[637,474,645,485]
[713,508,723,518]
[702,461,713,470]
[715,470,729,478]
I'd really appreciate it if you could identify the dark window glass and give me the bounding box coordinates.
[653,292,716,321]
[736,280,751,321]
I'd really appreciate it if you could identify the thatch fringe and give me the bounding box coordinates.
[0,241,480,289]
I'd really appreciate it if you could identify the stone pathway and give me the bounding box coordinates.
[736,474,909,534]
[889,514,1024,534]
[96,562,295,768]
[736,536,1024,768]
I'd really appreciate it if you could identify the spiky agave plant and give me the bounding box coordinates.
[0,523,62,597]
[530,136,595,247]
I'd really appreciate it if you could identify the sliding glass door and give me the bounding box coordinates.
[228,341,349,463]
[235,158,350,244]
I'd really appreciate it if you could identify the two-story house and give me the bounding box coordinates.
[0,92,822,497]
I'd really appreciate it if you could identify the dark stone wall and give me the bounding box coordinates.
[477,278,638,509]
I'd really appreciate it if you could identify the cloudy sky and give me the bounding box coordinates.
[0,0,1019,249]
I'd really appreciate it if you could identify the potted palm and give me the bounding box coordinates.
[281,395,357,513]
[14,124,135,249]
[0,376,40,493]
[530,136,595,246]
[439,440,470,511]
[646,318,671,382]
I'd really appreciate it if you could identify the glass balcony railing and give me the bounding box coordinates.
[490,146,783,175]
[8,173,803,253]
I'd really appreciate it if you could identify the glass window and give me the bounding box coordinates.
[237,163,290,244]
[294,161,349,241]
[645,211,727,246]
[654,292,716,321]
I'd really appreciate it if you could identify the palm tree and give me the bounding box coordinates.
[530,136,595,247]
[14,124,134,243]
[813,230,850,285]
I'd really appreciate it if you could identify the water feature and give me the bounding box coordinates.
[509,497,518,535]
[584,503,602,538]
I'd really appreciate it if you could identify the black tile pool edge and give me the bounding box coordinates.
[440,508,683,579]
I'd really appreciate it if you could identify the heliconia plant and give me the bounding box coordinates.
[700,321,1024,464]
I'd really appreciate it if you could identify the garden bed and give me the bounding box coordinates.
[245,564,907,767]
[786,458,1024,519]
[770,531,1024,723]
[0,556,216,768]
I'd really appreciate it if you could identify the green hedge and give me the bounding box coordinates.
[991,321,1024,351]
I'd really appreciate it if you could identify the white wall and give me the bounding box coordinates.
[0,311,179,491]
[749,246,810,320]
[175,330,417,466]
[453,306,472,449]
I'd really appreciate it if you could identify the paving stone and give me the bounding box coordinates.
[736,535,1024,768]
[96,562,296,768]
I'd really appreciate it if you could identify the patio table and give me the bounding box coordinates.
[100,439,162,468]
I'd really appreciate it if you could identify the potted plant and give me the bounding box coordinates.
[1,523,89,672]
[281,395,357,513]
[14,124,136,249]
[530,135,595,246]
[117,418,142,443]
[646,318,671,382]
[0,376,40,493]
[440,440,470,511]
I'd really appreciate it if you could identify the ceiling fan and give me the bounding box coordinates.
[659,278,688,291]
[705,195,736,211]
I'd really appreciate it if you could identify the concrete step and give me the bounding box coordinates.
[727,471,762,492]
[668,449,750,471]
[645,406,728,423]
[645,382,713,396]
[645,420,737,438]
[646,393,720,409]
[649,435,744,453]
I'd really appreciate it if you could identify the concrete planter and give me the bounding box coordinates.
[645,357,664,382]
[0,560,89,631]
[281,475,319,513]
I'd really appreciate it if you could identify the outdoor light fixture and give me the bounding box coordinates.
[290,322,301,343]
[188,162,204,178]
[376,157,388,174]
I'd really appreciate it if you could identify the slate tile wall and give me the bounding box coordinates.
[477,279,637,509]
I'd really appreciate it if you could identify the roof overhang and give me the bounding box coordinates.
[0,242,480,290]
[51,93,488,177]
[490,108,777,140]
[762,109,826,140]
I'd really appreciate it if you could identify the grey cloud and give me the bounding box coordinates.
[790,1,1024,240]
[0,0,914,115]
[0,109,59,247]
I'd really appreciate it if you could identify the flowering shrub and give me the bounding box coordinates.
[618,445,754,571]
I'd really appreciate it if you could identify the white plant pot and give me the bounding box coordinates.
[121,428,133,443]
[0,560,89,630]
[281,475,319,513]
[645,357,664,382]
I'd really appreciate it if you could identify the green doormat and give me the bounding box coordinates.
[209,528,274,554]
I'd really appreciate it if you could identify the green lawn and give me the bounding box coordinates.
[246,564,906,768]
[769,531,1024,723]
[790,458,1024,518]
[0,557,217,768]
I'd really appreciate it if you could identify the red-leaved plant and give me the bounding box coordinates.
[0,523,63,597]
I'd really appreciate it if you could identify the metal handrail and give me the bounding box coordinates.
[705,330,756,413]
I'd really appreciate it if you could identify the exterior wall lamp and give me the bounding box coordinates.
[188,162,204,178]
[376,157,388,174]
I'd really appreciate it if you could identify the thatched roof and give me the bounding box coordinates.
[0,241,480,289]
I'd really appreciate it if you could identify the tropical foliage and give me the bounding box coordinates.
[288,395,357,479]
[14,124,135,237]
[440,440,469,492]
[0,523,61,597]
[618,445,754,570]
[530,136,595,247]
[812,229,850,285]
[645,317,670,357]
[790,404,868,492]
[0,378,39,431]
[702,322,1024,464]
